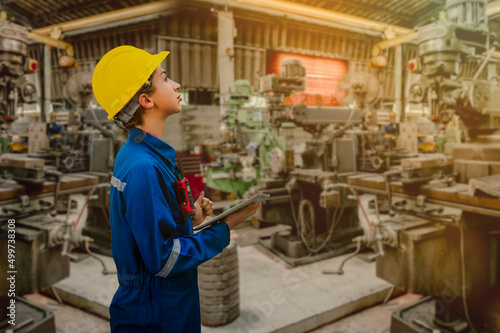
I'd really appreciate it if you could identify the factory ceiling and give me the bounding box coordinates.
[290,0,441,28]
[2,0,500,40]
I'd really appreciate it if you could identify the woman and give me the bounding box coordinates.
[92,45,259,332]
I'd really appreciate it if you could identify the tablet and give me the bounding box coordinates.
[193,193,270,231]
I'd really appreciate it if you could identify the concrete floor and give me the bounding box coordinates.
[16,190,429,332]
[20,192,416,333]
[24,291,422,333]
[24,293,110,333]
[23,223,404,333]
[310,293,423,333]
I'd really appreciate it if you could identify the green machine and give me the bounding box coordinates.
[203,79,289,197]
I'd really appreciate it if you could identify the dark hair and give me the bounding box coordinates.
[124,72,157,130]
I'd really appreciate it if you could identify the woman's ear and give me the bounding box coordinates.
[138,93,154,109]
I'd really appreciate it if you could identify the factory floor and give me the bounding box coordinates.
[22,222,417,333]
[25,292,422,333]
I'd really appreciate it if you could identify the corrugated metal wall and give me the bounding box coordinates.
[233,17,399,103]
[34,7,500,106]
[234,17,377,61]
[156,37,266,91]
[43,12,269,100]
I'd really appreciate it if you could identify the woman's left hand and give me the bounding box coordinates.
[192,191,214,226]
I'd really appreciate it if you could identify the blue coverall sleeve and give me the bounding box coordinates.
[123,163,230,278]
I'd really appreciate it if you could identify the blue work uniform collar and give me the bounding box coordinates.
[127,126,177,167]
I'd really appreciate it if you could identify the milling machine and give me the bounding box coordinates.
[203,79,285,197]
[408,0,500,139]
[251,58,369,265]
[17,69,126,255]
[0,18,38,127]
[204,57,410,265]
[336,1,500,332]
[336,71,412,172]
[0,16,118,333]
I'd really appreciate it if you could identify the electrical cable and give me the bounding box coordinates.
[288,186,344,254]
[358,199,374,232]
[287,180,373,254]
[72,199,88,232]
[72,181,111,232]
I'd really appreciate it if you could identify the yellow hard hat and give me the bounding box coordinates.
[92,45,170,120]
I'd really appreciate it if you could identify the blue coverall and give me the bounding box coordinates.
[108,126,230,332]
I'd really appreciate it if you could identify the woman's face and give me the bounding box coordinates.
[147,66,182,116]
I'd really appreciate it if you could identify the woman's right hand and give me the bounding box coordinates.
[224,203,260,230]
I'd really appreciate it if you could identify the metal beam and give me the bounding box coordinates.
[217,8,235,95]
[62,11,178,37]
[42,45,51,123]
[193,0,393,37]
[30,0,389,41]
[487,1,500,19]
[394,44,404,120]
[222,0,413,35]
[32,0,179,35]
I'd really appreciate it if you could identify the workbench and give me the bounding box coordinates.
[347,173,500,218]
[0,173,101,205]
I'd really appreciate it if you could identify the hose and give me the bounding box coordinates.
[322,238,362,275]
[84,239,116,275]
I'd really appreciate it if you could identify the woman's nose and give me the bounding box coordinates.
[172,80,181,92]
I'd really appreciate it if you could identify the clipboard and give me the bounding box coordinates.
[193,193,270,231]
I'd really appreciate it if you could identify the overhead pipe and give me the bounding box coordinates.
[27,0,500,61]
[195,0,500,57]
[28,0,179,60]
[29,0,403,53]
[195,0,408,36]
[228,0,411,35]
[27,31,74,57]
[32,0,179,35]
[487,1,500,19]
[371,31,418,57]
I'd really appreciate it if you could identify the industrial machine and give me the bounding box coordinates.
[408,0,500,138]
[0,15,119,333]
[203,53,423,265]
[203,79,287,197]
[336,1,500,332]
[0,18,38,126]
[252,58,368,264]
[336,72,412,172]
[0,154,102,333]
[23,70,127,255]
[204,55,419,265]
